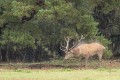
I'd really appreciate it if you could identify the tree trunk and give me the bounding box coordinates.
[0,47,2,62]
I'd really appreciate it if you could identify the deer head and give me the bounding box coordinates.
[60,35,85,59]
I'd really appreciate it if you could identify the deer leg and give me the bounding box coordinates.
[85,56,89,68]
[80,56,84,66]
[98,53,103,67]
[98,53,102,62]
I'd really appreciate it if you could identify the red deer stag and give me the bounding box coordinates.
[60,35,105,67]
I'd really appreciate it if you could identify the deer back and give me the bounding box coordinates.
[71,42,105,57]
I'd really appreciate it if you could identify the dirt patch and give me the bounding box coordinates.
[29,64,82,69]
[29,60,120,69]
[0,59,120,70]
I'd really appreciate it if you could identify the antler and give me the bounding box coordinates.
[77,34,85,43]
[69,34,85,50]
[60,35,85,52]
[60,36,71,52]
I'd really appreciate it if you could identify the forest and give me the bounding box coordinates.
[0,0,120,62]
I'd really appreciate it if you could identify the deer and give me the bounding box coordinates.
[60,35,106,67]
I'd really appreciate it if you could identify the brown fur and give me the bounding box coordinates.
[65,42,105,67]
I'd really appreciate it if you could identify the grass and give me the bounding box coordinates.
[0,68,120,80]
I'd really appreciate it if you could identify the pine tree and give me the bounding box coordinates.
[0,0,114,62]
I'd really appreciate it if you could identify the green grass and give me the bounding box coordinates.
[0,68,120,80]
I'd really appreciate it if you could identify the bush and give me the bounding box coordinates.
[103,49,113,59]
[95,35,112,59]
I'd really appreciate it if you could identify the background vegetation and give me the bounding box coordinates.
[0,0,120,62]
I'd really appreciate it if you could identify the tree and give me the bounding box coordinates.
[0,0,112,62]
[93,0,120,56]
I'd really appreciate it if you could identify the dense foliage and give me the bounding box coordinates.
[0,0,119,62]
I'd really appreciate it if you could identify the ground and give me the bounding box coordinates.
[0,58,120,69]
[0,59,120,80]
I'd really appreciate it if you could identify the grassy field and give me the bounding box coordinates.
[0,59,120,80]
[0,68,120,80]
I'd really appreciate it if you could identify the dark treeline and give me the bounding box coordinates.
[0,0,120,62]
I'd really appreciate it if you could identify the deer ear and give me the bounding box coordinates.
[64,50,68,54]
